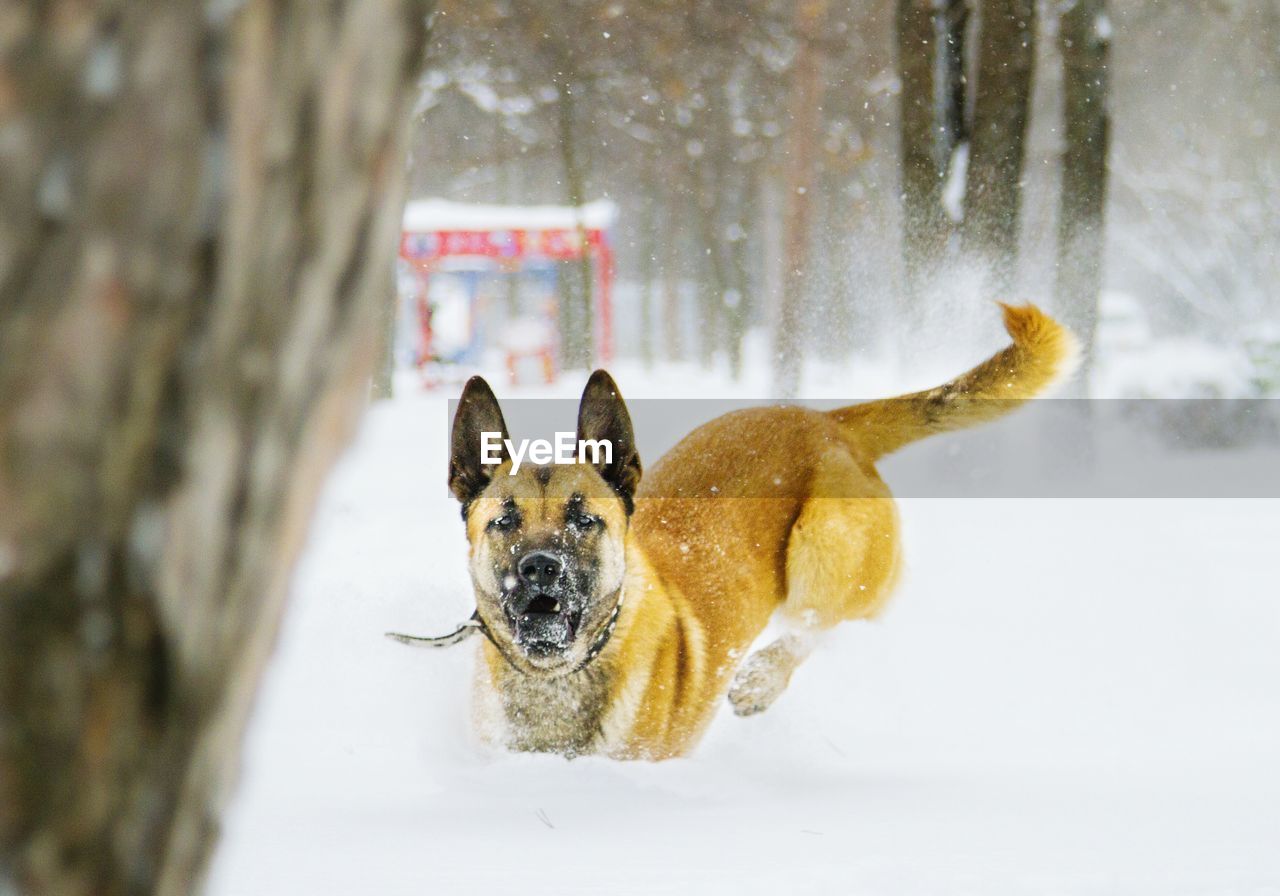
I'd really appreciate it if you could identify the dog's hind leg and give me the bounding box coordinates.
[728,450,901,717]
[726,631,815,716]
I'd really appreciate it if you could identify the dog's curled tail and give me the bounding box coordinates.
[830,303,1079,460]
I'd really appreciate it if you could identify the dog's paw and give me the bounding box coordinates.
[727,641,796,717]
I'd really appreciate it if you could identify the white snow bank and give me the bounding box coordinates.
[208,372,1280,896]
[1094,337,1256,398]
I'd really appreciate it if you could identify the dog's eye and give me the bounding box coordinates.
[566,510,601,530]
[488,514,518,532]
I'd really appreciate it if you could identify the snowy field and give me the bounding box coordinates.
[208,357,1280,896]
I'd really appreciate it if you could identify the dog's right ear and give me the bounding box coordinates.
[449,376,510,507]
[577,369,642,513]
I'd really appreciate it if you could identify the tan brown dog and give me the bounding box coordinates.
[407,304,1074,759]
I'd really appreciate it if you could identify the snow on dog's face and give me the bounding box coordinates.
[448,372,641,676]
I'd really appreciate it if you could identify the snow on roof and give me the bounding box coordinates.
[403,198,618,232]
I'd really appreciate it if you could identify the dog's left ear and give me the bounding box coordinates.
[577,369,642,513]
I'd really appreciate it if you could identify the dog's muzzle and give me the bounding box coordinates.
[387,551,624,673]
[387,593,623,673]
[504,551,580,654]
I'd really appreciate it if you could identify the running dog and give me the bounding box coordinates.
[392,304,1076,759]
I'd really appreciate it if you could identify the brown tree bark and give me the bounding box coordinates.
[962,0,1037,293]
[0,2,433,893]
[1054,0,1111,383]
[773,0,829,397]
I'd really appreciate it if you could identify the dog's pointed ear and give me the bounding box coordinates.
[450,376,509,506]
[577,370,642,513]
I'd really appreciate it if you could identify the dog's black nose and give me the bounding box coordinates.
[517,551,563,588]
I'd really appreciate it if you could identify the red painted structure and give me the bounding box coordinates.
[398,200,616,381]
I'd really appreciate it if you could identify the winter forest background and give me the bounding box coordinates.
[406,0,1280,400]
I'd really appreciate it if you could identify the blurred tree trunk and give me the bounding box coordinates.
[939,0,971,155]
[962,0,1037,293]
[897,0,949,308]
[1054,0,1111,385]
[695,222,726,370]
[760,172,785,364]
[724,171,756,382]
[372,284,399,401]
[554,80,594,370]
[0,2,431,894]
[694,172,728,372]
[898,0,970,314]
[694,85,736,372]
[773,0,829,397]
[661,209,686,364]
[637,168,658,370]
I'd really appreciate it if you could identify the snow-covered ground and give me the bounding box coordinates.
[208,358,1280,896]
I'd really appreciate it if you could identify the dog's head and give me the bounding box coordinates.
[449,370,641,675]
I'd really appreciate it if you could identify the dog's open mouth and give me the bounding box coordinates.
[513,593,582,654]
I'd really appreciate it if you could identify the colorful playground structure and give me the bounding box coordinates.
[398,199,617,387]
